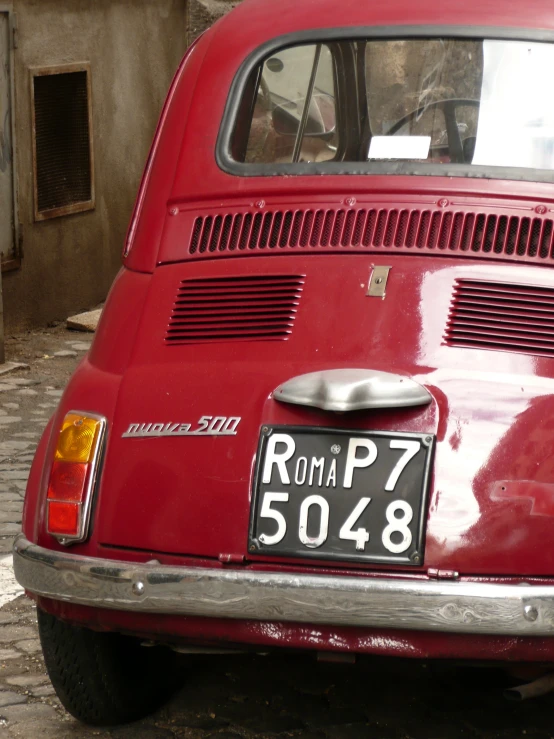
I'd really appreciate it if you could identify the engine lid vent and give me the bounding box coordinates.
[446,278,554,357]
[187,207,554,266]
[166,275,305,344]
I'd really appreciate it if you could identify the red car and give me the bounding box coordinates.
[14,0,554,725]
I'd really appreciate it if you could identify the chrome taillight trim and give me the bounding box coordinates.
[46,411,107,546]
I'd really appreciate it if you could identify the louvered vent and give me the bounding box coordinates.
[446,279,554,357]
[33,69,92,217]
[166,275,305,344]
[188,208,554,266]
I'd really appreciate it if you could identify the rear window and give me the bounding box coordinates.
[228,36,554,181]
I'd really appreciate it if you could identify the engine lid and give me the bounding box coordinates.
[94,255,554,576]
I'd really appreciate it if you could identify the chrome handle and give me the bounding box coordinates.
[274,369,432,412]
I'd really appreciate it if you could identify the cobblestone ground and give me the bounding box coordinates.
[1,327,554,738]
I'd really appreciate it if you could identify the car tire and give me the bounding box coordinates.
[37,607,181,726]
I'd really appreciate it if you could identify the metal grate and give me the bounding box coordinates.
[188,208,554,265]
[166,275,305,344]
[33,69,92,216]
[445,279,554,357]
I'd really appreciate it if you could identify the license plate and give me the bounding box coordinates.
[249,426,434,565]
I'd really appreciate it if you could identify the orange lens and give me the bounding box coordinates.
[47,501,80,537]
[55,414,102,464]
[47,461,88,503]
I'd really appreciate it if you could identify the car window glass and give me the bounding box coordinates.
[244,44,339,164]
[365,40,481,163]
[230,36,554,181]
[473,40,554,168]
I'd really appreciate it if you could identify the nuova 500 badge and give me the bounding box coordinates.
[122,416,241,438]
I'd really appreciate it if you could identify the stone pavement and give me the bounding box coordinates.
[1,327,554,738]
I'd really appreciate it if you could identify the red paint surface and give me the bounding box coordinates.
[87,255,554,577]
[22,0,554,660]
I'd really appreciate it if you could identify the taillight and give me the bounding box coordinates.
[47,412,106,544]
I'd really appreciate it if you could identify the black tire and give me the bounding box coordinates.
[37,607,182,726]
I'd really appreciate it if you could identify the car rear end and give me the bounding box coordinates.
[14,0,554,724]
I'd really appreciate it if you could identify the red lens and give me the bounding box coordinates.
[47,461,88,503]
[47,501,80,537]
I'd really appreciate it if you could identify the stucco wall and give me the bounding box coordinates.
[5,0,188,332]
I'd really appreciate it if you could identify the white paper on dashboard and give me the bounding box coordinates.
[368,136,431,160]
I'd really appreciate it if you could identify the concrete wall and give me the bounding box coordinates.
[5,0,188,333]
[186,0,238,45]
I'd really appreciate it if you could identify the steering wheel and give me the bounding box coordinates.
[387,99,480,164]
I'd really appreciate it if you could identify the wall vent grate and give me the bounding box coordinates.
[32,66,93,220]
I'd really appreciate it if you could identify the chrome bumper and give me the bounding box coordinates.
[12,534,554,636]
